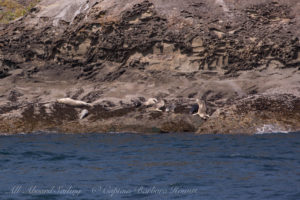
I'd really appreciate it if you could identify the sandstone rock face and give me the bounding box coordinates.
[0,0,299,134]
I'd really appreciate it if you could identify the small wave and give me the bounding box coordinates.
[255,124,290,134]
[0,131,67,136]
[0,132,27,136]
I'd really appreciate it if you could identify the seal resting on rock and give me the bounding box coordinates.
[191,99,210,119]
[144,98,166,112]
[144,98,158,106]
[155,99,166,112]
[57,98,91,107]
[79,109,89,119]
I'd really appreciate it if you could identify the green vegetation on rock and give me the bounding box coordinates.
[0,0,39,23]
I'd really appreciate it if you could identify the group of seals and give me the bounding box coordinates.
[56,96,210,121]
[144,97,210,119]
[57,98,90,120]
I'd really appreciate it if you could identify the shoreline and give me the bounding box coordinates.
[1,0,299,134]
[1,130,299,136]
[1,93,299,135]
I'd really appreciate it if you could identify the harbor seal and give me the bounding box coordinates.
[191,99,210,119]
[144,98,168,112]
[57,98,91,107]
[144,98,158,106]
[155,99,166,112]
[79,109,89,119]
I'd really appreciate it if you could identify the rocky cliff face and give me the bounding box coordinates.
[0,0,299,134]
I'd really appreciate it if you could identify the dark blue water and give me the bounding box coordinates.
[0,132,300,200]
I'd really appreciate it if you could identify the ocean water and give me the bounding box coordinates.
[0,132,300,200]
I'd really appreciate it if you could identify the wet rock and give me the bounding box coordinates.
[160,120,196,133]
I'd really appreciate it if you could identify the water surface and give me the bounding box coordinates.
[0,132,300,199]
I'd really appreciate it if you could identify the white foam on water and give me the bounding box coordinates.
[0,133,10,136]
[0,132,27,136]
[255,124,290,134]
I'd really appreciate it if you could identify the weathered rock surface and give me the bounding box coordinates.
[0,0,299,134]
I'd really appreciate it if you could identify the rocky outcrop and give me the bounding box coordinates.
[0,0,299,134]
